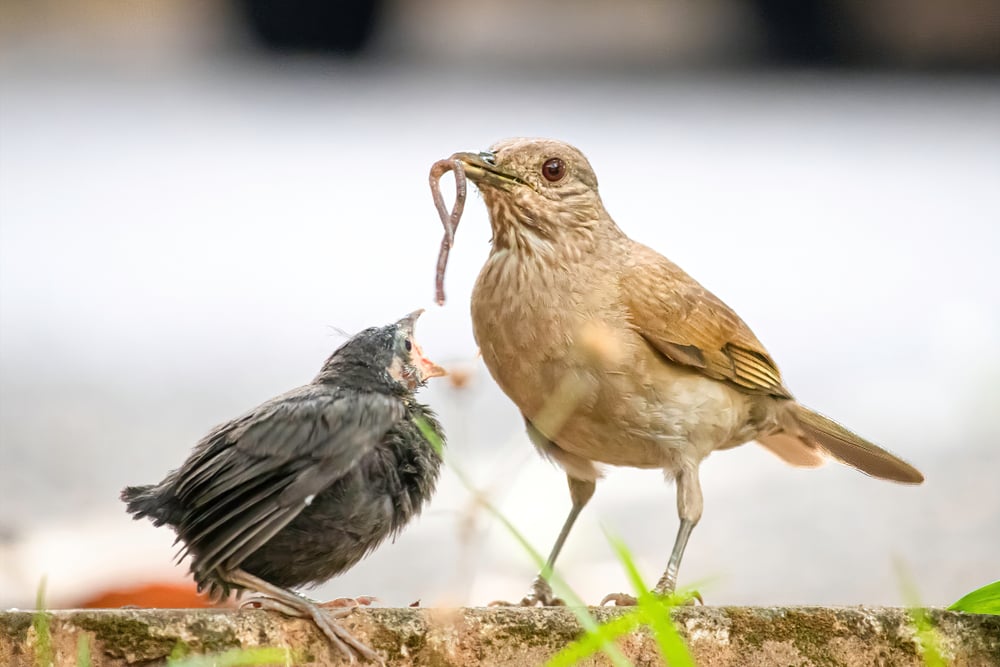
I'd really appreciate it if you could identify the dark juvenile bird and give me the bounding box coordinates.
[121,311,446,661]
[450,138,923,606]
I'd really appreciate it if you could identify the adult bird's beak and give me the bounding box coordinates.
[451,151,529,190]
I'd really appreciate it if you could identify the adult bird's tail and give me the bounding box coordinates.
[120,484,182,526]
[788,403,924,484]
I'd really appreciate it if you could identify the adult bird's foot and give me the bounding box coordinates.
[489,576,566,607]
[600,592,637,606]
[241,594,382,664]
[600,590,703,607]
[664,589,703,606]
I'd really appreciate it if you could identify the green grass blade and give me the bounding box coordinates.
[418,414,446,457]
[415,417,633,667]
[545,612,643,667]
[607,534,695,667]
[76,635,92,667]
[639,602,694,667]
[33,576,53,667]
[895,559,947,667]
[607,533,651,601]
[948,580,1000,615]
[463,482,633,667]
[166,647,292,667]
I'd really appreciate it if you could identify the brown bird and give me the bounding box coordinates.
[450,138,924,606]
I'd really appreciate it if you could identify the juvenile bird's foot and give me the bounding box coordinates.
[489,576,565,607]
[242,595,380,663]
[232,568,383,664]
[321,595,378,609]
[241,594,351,620]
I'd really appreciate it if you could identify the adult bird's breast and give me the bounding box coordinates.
[472,249,759,472]
[471,248,607,419]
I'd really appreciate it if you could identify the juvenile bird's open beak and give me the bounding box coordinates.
[400,309,426,328]
[414,344,447,381]
[397,309,447,381]
[451,151,528,190]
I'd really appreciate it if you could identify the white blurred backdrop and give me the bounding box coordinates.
[2,2,999,611]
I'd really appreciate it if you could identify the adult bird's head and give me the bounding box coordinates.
[452,138,617,254]
[317,310,446,392]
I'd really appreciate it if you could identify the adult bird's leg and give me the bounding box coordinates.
[490,417,599,606]
[657,463,703,595]
[230,568,382,664]
[492,474,596,606]
[530,475,596,605]
[603,464,703,606]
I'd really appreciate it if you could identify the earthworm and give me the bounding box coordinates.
[429,157,467,306]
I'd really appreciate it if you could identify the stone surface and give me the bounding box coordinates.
[2,606,998,666]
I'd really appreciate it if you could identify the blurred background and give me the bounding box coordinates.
[1,0,998,611]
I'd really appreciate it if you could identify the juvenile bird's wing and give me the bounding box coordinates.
[621,242,792,399]
[172,388,405,584]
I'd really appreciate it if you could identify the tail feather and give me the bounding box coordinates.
[757,432,827,468]
[121,484,180,526]
[790,404,924,484]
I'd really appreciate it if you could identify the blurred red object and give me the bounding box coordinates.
[74,582,218,609]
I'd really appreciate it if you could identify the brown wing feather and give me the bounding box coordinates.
[621,242,792,399]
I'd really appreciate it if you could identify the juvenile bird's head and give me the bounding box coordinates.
[317,310,446,392]
[453,138,618,255]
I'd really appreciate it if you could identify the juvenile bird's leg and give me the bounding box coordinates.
[603,464,703,606]
[230,569,382,664]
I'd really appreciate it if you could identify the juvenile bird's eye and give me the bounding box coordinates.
[542,158,565,182]
[405,339,412,352]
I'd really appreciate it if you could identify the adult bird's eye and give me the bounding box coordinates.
[542,158,565,182]
[404,339,412,352]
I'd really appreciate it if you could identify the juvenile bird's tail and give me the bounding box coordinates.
[788,403,924,484]
[120,484,181,526]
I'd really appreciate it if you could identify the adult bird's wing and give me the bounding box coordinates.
[620,243,924,482]
[172,388,405,584]
[621,242,792,399]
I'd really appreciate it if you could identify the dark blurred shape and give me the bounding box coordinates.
[1,1,996,69]
[751,0,1000,68]
[235,0,382,54]
[752,0,852,66]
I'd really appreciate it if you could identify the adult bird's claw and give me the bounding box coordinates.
[489,576,566,607]
[600,592,638,606]
[655,588,703,606]
[600,590,704,607]
[684,590,704,605]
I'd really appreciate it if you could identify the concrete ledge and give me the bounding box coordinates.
[2,606,998,666]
